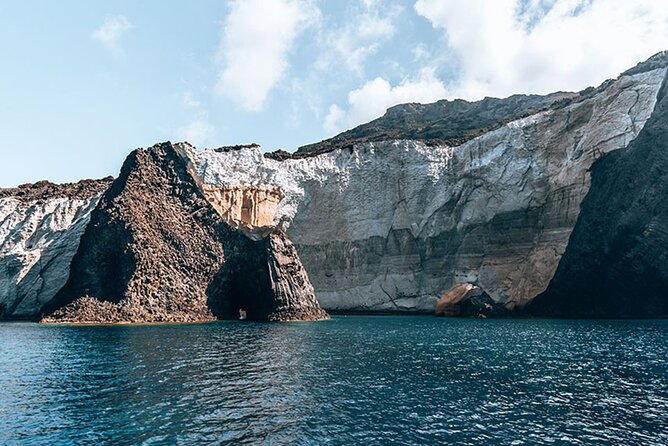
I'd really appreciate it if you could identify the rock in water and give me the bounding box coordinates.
[42,142,327,323]
[530,52,668,318]
[435,283,509,317]
[207,230,328,322]
[265,231,329,321]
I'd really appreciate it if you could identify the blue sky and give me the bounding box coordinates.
[1,0,667,187]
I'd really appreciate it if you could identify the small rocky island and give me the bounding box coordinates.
[1,52,668,322]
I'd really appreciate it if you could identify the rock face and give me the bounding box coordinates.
[42,143,327,323]
[183,56,667,313]
[201,184,283,230]
[207,230,328,322]
[435,283,508,317]
[0,179,111,319]
[530,54,668,317]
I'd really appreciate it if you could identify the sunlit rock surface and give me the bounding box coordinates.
[183,61,667,312]
[2,54,667,319]
[201,184,283,230]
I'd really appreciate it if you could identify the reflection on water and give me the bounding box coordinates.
[0,317,667,445]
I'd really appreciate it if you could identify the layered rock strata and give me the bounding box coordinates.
[183,56,667,313]
[2,54,668,320]
[42,143,327,323]
[201,184,283,231]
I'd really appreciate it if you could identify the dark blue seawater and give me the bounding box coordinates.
[0,317,666,445]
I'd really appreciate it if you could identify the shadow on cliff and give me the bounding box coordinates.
[530,71,668,317]
[40,156,139,318]
[206,238,276,321]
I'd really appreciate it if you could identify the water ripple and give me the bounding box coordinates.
[0,317,666,445]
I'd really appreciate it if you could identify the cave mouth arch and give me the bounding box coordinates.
[206,240,278,321]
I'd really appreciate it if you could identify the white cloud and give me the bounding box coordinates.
[181,92,201,110]
[412,43,430,62]
[324,68,446,134]
[92,15,132,57]
[415,0,668,100]
[215,0,320,112]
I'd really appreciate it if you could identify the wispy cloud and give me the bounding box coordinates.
[316,0,400,75]
[91,15,132,58]
[215,0,320,112]
[415,0,668,99]
[181,91,202,110]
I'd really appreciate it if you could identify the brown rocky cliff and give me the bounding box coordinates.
[0,177,113,202]
[42,142,327,323]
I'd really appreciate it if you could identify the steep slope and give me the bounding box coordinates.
[185,55,667,313]
[530,63,668,317]
[42,143,326,323]
[0,178,112,319]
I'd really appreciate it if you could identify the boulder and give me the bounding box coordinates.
[435,284,509,317]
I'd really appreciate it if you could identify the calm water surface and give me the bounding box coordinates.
[0,317,666,445]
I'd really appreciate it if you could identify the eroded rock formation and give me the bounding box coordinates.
[0,178,112,319]
[201,185,283,230]
[42,143,327,323]
[184,54,668,313]
[435,283,508,317]
[2,53,668,320]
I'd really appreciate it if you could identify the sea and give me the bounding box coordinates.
[0,316,666,445]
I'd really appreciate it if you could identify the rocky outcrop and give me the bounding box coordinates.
[184,55,667,313]
[42,143,327,323]
[435,283,508,317]
[0,178,112,319]
[207,230,328,322]
[0,178,113,202]
[530,54,668,317]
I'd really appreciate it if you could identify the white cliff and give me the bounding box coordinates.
[0,183,108,319]
[181,66,666,312]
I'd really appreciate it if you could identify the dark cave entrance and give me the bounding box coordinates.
[205,252,276,322]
